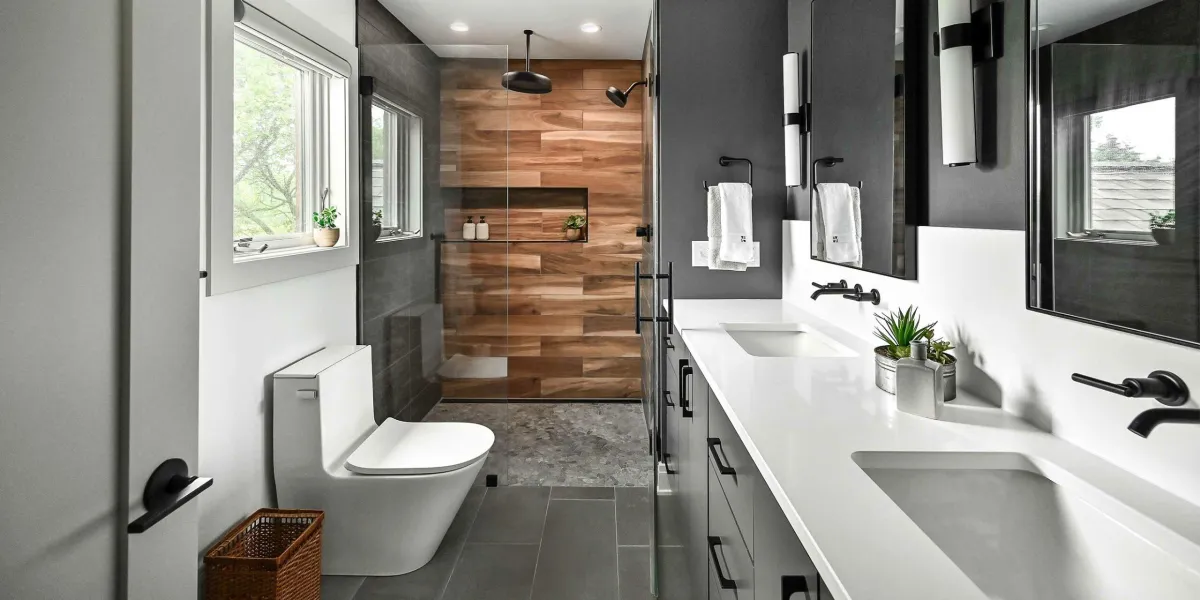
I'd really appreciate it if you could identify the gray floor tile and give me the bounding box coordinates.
[616,486,653,546]
[530,500,618,600]
[552,486,615,500]
[322,576,365,600]
[441,543,540,600]
[617,546,654,600]
[467,486,550,544]
[354,486,486,600]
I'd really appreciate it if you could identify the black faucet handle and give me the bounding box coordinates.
[812,280,849,290]
[1072,370,1189,406]
[841,284,881,305]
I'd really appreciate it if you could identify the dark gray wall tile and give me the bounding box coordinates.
[530,499,619,600]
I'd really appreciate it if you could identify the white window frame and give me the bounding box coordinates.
[370,95,424,242]
[205,0,358,295]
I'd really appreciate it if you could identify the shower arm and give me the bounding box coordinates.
[623,80,648,96]
[523,30,532,70]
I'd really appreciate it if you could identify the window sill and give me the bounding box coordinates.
[1057,236,1158,247]
[233,242,349,263]
[374,232,423,244]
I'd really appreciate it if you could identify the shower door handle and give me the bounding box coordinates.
[634,262,672,334]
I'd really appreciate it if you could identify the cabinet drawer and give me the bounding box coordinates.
[709,463,754,599]
[708,400,756,558]
[753,477,819,600]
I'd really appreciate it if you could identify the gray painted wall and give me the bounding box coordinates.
[0,1,121,597]
[659,0,790,299]
[357,0,445,422]
[790,0,1028,230]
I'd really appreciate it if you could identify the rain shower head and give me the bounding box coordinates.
[502,30,552,95]
[605,80,647,108]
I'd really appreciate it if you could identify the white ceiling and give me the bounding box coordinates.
[1037,0,1167,45]
[377,0,654,60]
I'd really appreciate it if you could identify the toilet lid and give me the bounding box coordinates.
[345,419,495,476]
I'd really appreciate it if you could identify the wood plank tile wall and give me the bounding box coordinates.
[440,59,645,400]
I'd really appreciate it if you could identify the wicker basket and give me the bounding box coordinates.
[204,509,324,600]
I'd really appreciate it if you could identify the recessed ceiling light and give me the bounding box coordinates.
[580,23,602,34]
[450,21,469,32]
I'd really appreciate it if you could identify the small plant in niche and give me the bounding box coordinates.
[563,214,586,241]
[371,209,383,242]
[312,205,340,247]
[872,305,957,398]
[1150,210,1176,246]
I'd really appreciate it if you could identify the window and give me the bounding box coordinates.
[1085,98,1175,235]
[232,20,348,257]
[370,97,423,241]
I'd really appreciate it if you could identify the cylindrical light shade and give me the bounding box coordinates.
[937,0,977,166]
[783,52,802,186]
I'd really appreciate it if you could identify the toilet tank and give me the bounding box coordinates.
[273,346,376,478]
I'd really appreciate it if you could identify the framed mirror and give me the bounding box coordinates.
[1028,0,1200,347]
[809,0,921,279]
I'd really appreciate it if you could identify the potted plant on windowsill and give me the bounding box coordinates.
[371,210,383,242]
[313,206,340,248]
[873,306,957,400]
[1150,210,1175,246]
[563,214,586,241]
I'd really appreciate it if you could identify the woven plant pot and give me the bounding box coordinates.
[314,228,340,247]
[204,509,324,600]
[565,228,582,241]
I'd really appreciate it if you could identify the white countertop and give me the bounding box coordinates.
[670,299,1200,600]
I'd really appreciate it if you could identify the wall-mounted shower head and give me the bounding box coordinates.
[605,80,647,108]
[502,30,552,95]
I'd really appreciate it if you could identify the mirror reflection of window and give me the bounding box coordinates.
[370,97,424,241]
[1086,98,1175,235]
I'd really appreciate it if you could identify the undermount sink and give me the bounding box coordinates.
[721,322,857,358]
[853,451,1200,600]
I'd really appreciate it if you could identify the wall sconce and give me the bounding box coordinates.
[783,52,804,187]
[934,0,1003,167]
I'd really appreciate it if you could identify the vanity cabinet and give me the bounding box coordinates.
[664,333,827,600]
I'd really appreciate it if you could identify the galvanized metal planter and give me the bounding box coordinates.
[874,347,957,400]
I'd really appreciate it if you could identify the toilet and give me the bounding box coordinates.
[272,345,494,576]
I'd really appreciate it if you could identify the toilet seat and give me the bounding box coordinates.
[344,418,495,476]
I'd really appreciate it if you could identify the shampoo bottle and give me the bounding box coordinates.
[462,216,476,241]
[895,340,945,420]
[477,216,490,241]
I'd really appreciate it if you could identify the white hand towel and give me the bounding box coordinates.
[707,185,747,271]
[717,182,754,264]
[816,183,862,267]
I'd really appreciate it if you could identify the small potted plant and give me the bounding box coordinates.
[313,206,340,248]
[563,214,586,241]
[1150,210,1175,246]
[371,210,383,242]
[873,306,957,399]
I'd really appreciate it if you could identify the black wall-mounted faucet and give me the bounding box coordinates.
[1073,370,1194,438]
[842,284,881,305]
[810,281,854,300]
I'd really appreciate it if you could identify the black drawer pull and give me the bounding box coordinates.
[707,536,737,590]
[664,452,677,475]
[664,390,675,407]
[707,438,736,477]
[680,361,694,419]
[664,336,675,350]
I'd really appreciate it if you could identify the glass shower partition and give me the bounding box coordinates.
[424,45,513,485]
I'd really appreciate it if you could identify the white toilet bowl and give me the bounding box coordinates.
[273,345,494,576]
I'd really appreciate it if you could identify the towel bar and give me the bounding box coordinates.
[702,156,753,190]
[811,156,863,191]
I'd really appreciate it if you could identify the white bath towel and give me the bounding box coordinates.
[717,182,754,264]
[707,185,747,271]
[814,183,862,267]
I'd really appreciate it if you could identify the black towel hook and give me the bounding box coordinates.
[703,156,753,190]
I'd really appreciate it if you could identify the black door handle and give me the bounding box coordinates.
[680,361,694,418]
[635,262,674,334]
[707,438,736,477]
[707,536,737,590]
[781,575,812,599]
[128,458,213,534]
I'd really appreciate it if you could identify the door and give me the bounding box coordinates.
[122,0,205,597]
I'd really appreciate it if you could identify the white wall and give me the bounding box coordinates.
[0,1,121,598]
[783,222,1200,506]
[197,267,357,549]
[196,0,359,554]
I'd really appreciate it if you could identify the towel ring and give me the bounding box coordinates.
[703,156,753,190]
[811,156,863,191]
